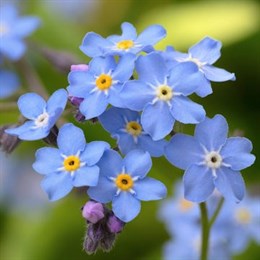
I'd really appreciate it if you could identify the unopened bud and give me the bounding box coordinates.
[107,215,125,233]
[0,124,21,153]
[70,64,89,72]
[82,201,105,224]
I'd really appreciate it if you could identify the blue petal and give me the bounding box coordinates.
[194,74,213,97]
[134,177,167,201]
[170,96,206,124]
[33,147,63,175]
[79,92,108,119]
[80,32,112,57]
[120,22,137,39]
[138,135,167,157]
[89,55,116,75]
[41,172,73,201]
[57,123,86,155]
[1,4,18,22]
[80,141,110,166]
[107,83,126,108]
[87,176,116,203]
[111,53,135,82]
[136,52,167,86]
[0,70,20,99]
[119,80,154,111]
[202,65,236,82]
[165,134,203,170]
[117,133,137,155]
[73,165,99,187]
[136,24,166,46]
[184,164,215,202]
[142,102,174,141]
[46,89,67,115]
[68,70,93,86]
[18,92,46,119]
[0,38,26,60]
[112,191,141,222]
[214,167,245,202]
[194,114,228,151]
[189,37,222,64]
[123,150,152,178]
[97,149,123,178]
[221,137,255,171]
[13,17,40,37]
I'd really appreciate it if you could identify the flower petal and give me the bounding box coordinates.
[142,102,175,141]
[194,75,213,97]
[189,37,222,64]
[0,70,20,99]
[13,17,40,38]
[170,96,206,124]
[194,114,228,151]
[120,22,137,39]
[41,173,73,201]
[117,133,137,155]
[87,176,116,203]
[134,177,167,201]
[90,55,116,75]
[0,38,26,60]
[46,89,68,115]
[214,167,245,202]
[183,164,215,202]
[112,192,141,222]
[123,150,152,178]
[57,123,86,155]
[18,93,46,119]
[73,165,99,187]
[165,134,203,170]
[203,65,236,82]
[221,137,255,171]
[33,147,62,175]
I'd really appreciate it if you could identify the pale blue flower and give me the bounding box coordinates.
[0,69,20,99]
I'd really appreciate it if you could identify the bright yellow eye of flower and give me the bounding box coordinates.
[117,40,134,50]
[179,198,194,212]
[156,85,173,101]
[63,155,81,171]
[235,208,251,224]
[115,174,134,191]
[96,74,112,90]
[126,121,142,136]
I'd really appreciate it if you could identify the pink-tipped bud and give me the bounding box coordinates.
[82,201,104,224]
[71,64,89,72]
[107,215,125,233]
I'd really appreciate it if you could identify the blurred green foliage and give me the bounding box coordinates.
[1,0,259,259]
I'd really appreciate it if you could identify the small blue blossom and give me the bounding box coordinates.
[99,107,167,157]
[120,52,206,140]
[0,69,20,99]
[165,114,255,203]
[163,37,236,97]
[87,149,167,222]
[80,22,166,58]
[5,89,68,140]
[67,54,135,119]
[33,123,110,201]
[0,4,40,60]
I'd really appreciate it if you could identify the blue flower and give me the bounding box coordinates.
[0,69,20,99]
[33,123,110,201]
[87,149,167,222]
[119,52,206,140]
[163,37,236,97]
[80,22,166,58]
[99,107,167,157]
[165,114,255,202]
[5,89,68,140]
[67,54,135,119]
[0,4,40,60]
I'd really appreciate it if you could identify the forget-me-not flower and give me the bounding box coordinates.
[119,52,206,140]
[80,22,166,58]
[0,4,40,60]
[33,123,110,201]
[0,69,20,99]
[67,54,135,119]
[5,89,68,140]
[163,37,235,97]
[165,114,255,203]
[99,107,167,157]
[87,149,167,222]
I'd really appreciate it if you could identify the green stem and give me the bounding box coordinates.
[209,197,224,228]
[199,202,209,260]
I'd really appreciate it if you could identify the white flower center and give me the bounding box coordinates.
[187,57,205,68]
[205,151,222,169]
[34,112,49,128]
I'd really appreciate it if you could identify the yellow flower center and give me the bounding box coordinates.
[126,121,142,136]
[117,40,134,50]
[63,155,81,172]
[96,74,112,90]
[156,85,173,101]
[179,198,194,212]
[235,208,251,224]
[115,173,134,191]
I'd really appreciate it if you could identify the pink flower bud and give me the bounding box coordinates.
[70,64,89,72]
[107,215,124,233]
[82,201,104,224]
